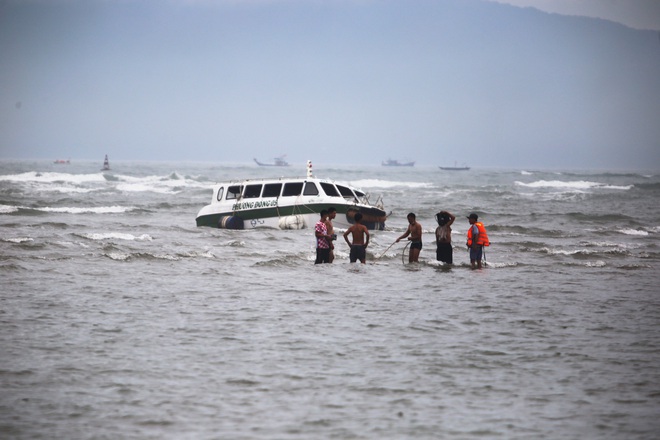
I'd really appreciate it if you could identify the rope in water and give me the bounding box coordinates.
[401,241,411,265]
[375,240,398,259]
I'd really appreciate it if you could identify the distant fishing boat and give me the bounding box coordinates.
[101,155,110,171]
[382,159,415,167]
[439,162,470,171]
[254,155,290,167]
[53,159,70,164]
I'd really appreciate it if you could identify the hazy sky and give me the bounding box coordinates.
[1,0,659,170]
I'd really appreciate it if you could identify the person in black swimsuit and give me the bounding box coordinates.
[396,212,423,263]
[435,210,455,264]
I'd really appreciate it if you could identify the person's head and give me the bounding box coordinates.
[467,213,478,224]
[436,212,449,226]
[328,207,337,219]
[320,209,328,220]
[354,212,363,223]
[407,212,416,224]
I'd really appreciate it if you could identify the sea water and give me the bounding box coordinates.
[1,160,659,439]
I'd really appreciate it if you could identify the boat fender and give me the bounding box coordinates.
[218,215,244,230]
[279,215,306,230]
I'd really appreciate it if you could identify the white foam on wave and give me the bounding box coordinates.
[618,228,648,236]
[42,186,100,194]
[81,232,153,241]
[515,180,632,191]
[106,252,130,261]
[113,173,209,194]
[348,179,432,189]
[520,171,533,175]
[2,237,34,243]
[0,171,106,184]
[0,204,19,214]
[1,171,210,195]
[37,206,136,214]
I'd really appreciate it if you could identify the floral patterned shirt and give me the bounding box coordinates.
[315,221,329,249]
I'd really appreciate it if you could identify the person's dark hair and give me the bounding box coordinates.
[436,213,449,226]
[320,210,328,218]
[407,212,416,219]
[328,207,336,213]
[354,212,363,222]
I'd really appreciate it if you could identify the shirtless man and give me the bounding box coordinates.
[325,207,337,263]
[435,210,456,264]
[396,212,423,263]
[343,212,370,263]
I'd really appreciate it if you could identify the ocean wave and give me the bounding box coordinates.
[2,203,136,215]
[0,204,19,214]
[0,171,106,184]
[103,251,178,261]
[618,228,649,236]
[37,206,136,214]
[515,180,632,191]
[41,186,100,194]
[177,250,216,259]
[1,237,34,243]
[347,179,432,189]
[79,232,153,241]
[1,170,211,195]
[536,247,630,257]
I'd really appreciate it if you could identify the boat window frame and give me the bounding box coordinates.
[303,182,319,196]
[216,187,224,202]
[243,184,263,199]
[282,182,304,197]
[336,184,357,200]
[262,183,282,198]
[320,182,340,197]
[226,185,243,200]
[354,189,369,204]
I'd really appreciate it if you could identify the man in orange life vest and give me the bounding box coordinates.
[466,213,489,269]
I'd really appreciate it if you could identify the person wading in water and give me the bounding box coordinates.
[435,210,455,264]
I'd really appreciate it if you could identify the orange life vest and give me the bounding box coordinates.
[467,222,490,247]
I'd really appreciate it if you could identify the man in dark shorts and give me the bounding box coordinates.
[396,212,423,263]
[343,212,370,263]
[435,210,456,264]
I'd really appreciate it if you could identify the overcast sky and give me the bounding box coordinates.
[1,0,659,170]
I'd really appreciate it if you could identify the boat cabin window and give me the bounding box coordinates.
[262,183,282,198]
[336,184,357,200]
[303,182,319,196]
[320,182,340,197]
[282,182,303,197]
[244,184,262,199]
[354,189,369,204]
[216,187,224,202]
[226,185,243,200]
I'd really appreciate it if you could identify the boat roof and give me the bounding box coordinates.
[214,175,358,187]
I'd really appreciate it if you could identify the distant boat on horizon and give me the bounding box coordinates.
[439,162,470,171]
[382,159,415,167]
[53,159,70,164]
[101,154,110,171]
[254,155,290,167]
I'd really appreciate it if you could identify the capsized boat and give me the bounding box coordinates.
[254,155,290,167]
[196,161,387,230]
[382,159,414,167]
